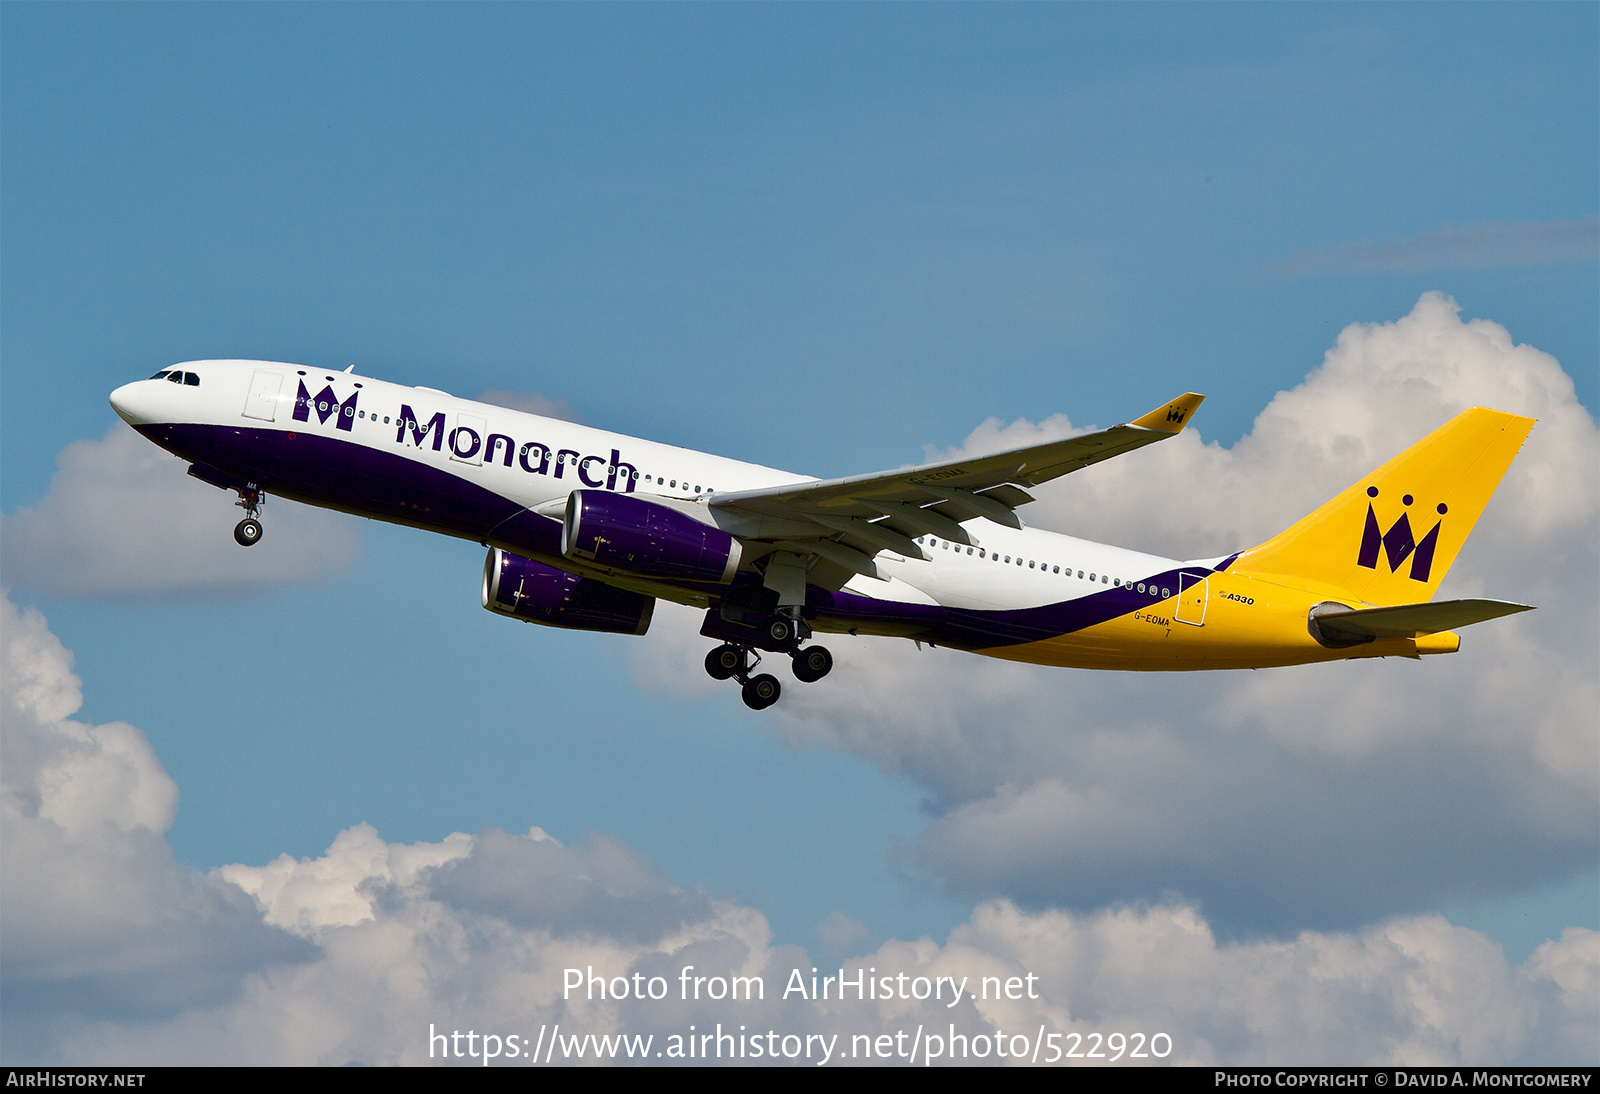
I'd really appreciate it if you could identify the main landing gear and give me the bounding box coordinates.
[703,621,834,710]
[233,486,264,547]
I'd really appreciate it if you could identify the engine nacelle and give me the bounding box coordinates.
[482,548,654,635]
[562,490,742,584]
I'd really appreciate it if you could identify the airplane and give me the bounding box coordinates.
[109,361,1535,709]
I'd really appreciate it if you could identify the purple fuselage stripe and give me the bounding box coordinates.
[143,422,564,557]
[814,569,1210,652]
[148,423,1213,651]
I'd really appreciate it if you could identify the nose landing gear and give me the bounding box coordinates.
[233,486,264,547]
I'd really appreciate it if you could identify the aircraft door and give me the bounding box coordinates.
[242,370,284,422]
[1175,571,1209,627]
[451,413,486,466]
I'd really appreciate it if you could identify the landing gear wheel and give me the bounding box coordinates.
[765,617,793,646]
[234,518,263,547]
[705,643,745,681]
[791,645,833,683]
[741,673,781,710]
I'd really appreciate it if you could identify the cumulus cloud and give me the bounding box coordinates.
[1,424,362,597]
[1268,217,1599,275]
[0,595,310,1056]
[5,586,1594,1066]
[478,390,580,422]
[636,293,1599,935]
[50,821,1600,1066]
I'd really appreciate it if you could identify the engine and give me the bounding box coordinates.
[482,548,654,635]
[561,490,742,584]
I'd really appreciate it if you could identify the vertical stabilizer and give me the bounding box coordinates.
[1232,408,1533,605]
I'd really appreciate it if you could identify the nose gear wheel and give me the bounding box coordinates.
[232,486,265,547]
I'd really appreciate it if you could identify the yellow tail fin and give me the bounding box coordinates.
[1233,408,1534,605]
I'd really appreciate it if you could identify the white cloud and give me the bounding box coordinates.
[1,423,362,597]
[50,822,1600,1066]
[636,293,1599,934]
[478,390,581,423]
[1269,217,1600,275]
[3,591,1594,1065]
[817,912,871,961]
[0,595,309,1051]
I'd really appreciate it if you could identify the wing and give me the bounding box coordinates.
[710,392,1203,580]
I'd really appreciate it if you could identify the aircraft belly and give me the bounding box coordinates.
[143,422,561,556]
[971,578,1420,670]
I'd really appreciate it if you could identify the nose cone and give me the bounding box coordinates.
[109,381,150,426]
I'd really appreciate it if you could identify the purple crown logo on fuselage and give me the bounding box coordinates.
[292,380,358,432]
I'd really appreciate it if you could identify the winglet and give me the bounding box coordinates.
[1130,392,1205,434]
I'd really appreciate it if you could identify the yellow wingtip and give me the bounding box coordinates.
[1131,392,1205,433]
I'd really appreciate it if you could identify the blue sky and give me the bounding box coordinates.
[2,4,1595,1065]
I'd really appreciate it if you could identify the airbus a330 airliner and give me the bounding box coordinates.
[110,361,1534,709]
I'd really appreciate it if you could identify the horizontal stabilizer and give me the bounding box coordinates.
[1312,598,1533,640]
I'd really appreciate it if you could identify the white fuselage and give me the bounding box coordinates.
[111,359,1187,617]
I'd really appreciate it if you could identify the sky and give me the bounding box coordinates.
[1,3,1595,1066]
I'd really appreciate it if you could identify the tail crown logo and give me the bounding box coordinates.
[1356,487,1446,583]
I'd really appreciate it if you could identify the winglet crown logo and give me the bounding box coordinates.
[1356,487,1446,583]
[292,380,358,432]
[1166,406,1187,424]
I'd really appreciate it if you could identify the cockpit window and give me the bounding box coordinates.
[184,372,200,386]
[149,370,170,380]
[167,372,183,384]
